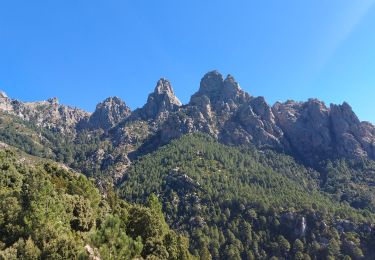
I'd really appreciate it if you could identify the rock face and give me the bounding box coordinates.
[0,92,89,134]
[88,97,131,130]
[190,71,250,108]
[159,71,285,149]
[0,91,13,111]
[273,100,375,163]
[1,71,375,167]
[272,99,333,163]
[330,102,375,159]
[133,78,181,121]
[223,96,285,148]
[158,71,375,164]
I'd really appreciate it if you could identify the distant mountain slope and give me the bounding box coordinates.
[120,133,375,259]
[0,92,89,134]
[2,70,375,176]
[1,71,375,259]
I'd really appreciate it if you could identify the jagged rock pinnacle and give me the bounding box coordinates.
[199,70,224,94]
[0,90,12,112]
[135,78,181,121]
[190,71,250,107]
[154,78,176,96]
[0,91,8,99]
[88,96,131,130]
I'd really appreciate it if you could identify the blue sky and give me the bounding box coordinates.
[1,1,375,122]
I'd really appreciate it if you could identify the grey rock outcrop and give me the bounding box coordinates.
[223,96,285,148]
[134,78,181,121]
[190,71,250,116]
[88,97,131,130]
[0,94,89,134]
[272,99,333,163]
[0,91,13,112]
[330,102,375,159]
[160,71,284,149]
[2,71,375,168]
[159,71,375,165]
[273,99,375,163]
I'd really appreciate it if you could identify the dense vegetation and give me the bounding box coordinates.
[0,149,192,259]
[120,133,375,259]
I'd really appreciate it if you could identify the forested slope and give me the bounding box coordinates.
[0,147,192,259]
[120,133,375,259]
[2,71,375,259]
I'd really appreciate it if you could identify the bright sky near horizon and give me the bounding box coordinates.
[1,1,375,122]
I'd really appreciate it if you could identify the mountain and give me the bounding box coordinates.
[159,71,283,149]
[0,91,89,134]
[86,96,131,130]
[132,78,182,122]
[273,99,375,164]
[2,71,374,168]
[1,71,375,259]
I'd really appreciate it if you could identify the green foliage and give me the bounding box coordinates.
[91,215,143,259]
[0,149,192,259]
[277,235,291,256]
[120,133,375,259]
[322,159,375,211]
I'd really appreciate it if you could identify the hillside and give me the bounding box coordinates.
[1,71,375,259]
[0,146,192,259]
[120,133,375,259]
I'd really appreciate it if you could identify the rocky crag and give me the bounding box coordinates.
[1,71,374,177]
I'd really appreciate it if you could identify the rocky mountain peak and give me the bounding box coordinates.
[328,102,372,159]
[193,71,243,99]
[198,70,224,94]
[154,78,175,95]
[0,93,89,133]
[88,96,131,130]
[0,91,8,99]
[47,97,59,105]
[101,96,126,106]
[249,96,275,122]
[330,102,360,126]
[191,71,250,106]
[0,91,12,111]
[153,78,181,104]
[2,72,375,167]
[135,78,181,121]
[223,74,244,98]
[224,74,240,89]
[272,98,375,163]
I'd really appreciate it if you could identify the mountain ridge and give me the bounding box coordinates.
[2,72,375,259]
[1,70,375,169]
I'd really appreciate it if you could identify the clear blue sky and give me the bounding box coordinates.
[1,1,375,122]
